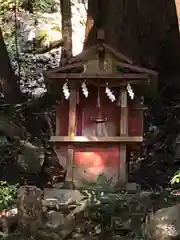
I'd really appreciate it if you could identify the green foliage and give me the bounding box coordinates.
[0,181,18,211]
[32,0,57,13]
[0,0,16,15]
[0,0,58,15]
[80,173,116,191]
[51,25,61,32]
[171,170,180,185]
[80,189,148,239]
[36,29,48,41]
[79,19,86,26]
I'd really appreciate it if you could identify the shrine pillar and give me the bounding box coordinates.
[119,89,128,186]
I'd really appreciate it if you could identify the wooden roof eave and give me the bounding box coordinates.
[46,73,150,87]
[43,42,157,87]
[48,72,149,80]
[43,62,83,77]
[116,61,158,76]
[43,41,158,80]
[43,61,157,82]
[103,44,133,64]
[69,43,133,65]
[69,44,98,63]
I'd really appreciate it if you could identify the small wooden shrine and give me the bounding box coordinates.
[44,30,158,189]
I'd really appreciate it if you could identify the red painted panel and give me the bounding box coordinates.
[128,110,143,136]
[57,101,69,136]
[81,106,119,137]
[78,88,120,137]
[56,87,120,137]
[74,147,120,183]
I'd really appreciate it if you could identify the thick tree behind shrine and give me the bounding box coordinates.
[85,0,180,91]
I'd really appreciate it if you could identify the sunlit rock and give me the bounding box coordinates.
[146,204,180,239]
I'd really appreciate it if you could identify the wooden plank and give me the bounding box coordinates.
[66,86,77,188]
[116,61,158,76]
[50,136,143,142]
[49,79,149,88]
[119,89,128,186]
[87,79,149,87]
[131,105,148,111]
[44,62,83,76]
[120,90,128,135]
[51,73,149,79]
[47,78,149,88]
[68,88,77,137]
[55,106,60,135]
[103,44,133,64]
[69,42,133,64]
[70,44,98,63]
[67,148,74,188]
[140,111,144,139]
[119,144,127,186]
[50,73,149,80]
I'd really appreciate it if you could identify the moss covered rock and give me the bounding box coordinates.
[34,25,61,48]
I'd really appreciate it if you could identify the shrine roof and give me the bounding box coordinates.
[43,42,158,83]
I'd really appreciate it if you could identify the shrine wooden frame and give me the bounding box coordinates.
[44,32,158,188]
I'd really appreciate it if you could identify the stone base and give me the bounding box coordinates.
[44,188,84,204]
[125,182,138,192]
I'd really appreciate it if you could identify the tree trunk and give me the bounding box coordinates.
[84,0,180,89]
[175,0,180,27]
[60,0,72,65]
[0,28,21,103]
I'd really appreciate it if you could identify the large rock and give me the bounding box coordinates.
[146,204,180,239]
[45,210,65,230]
[17,141,45,173]
[44,188,84,204]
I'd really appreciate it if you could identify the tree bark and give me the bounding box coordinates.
[0,28,21,103]
[60,0,72,65]
[84,0,180,89]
